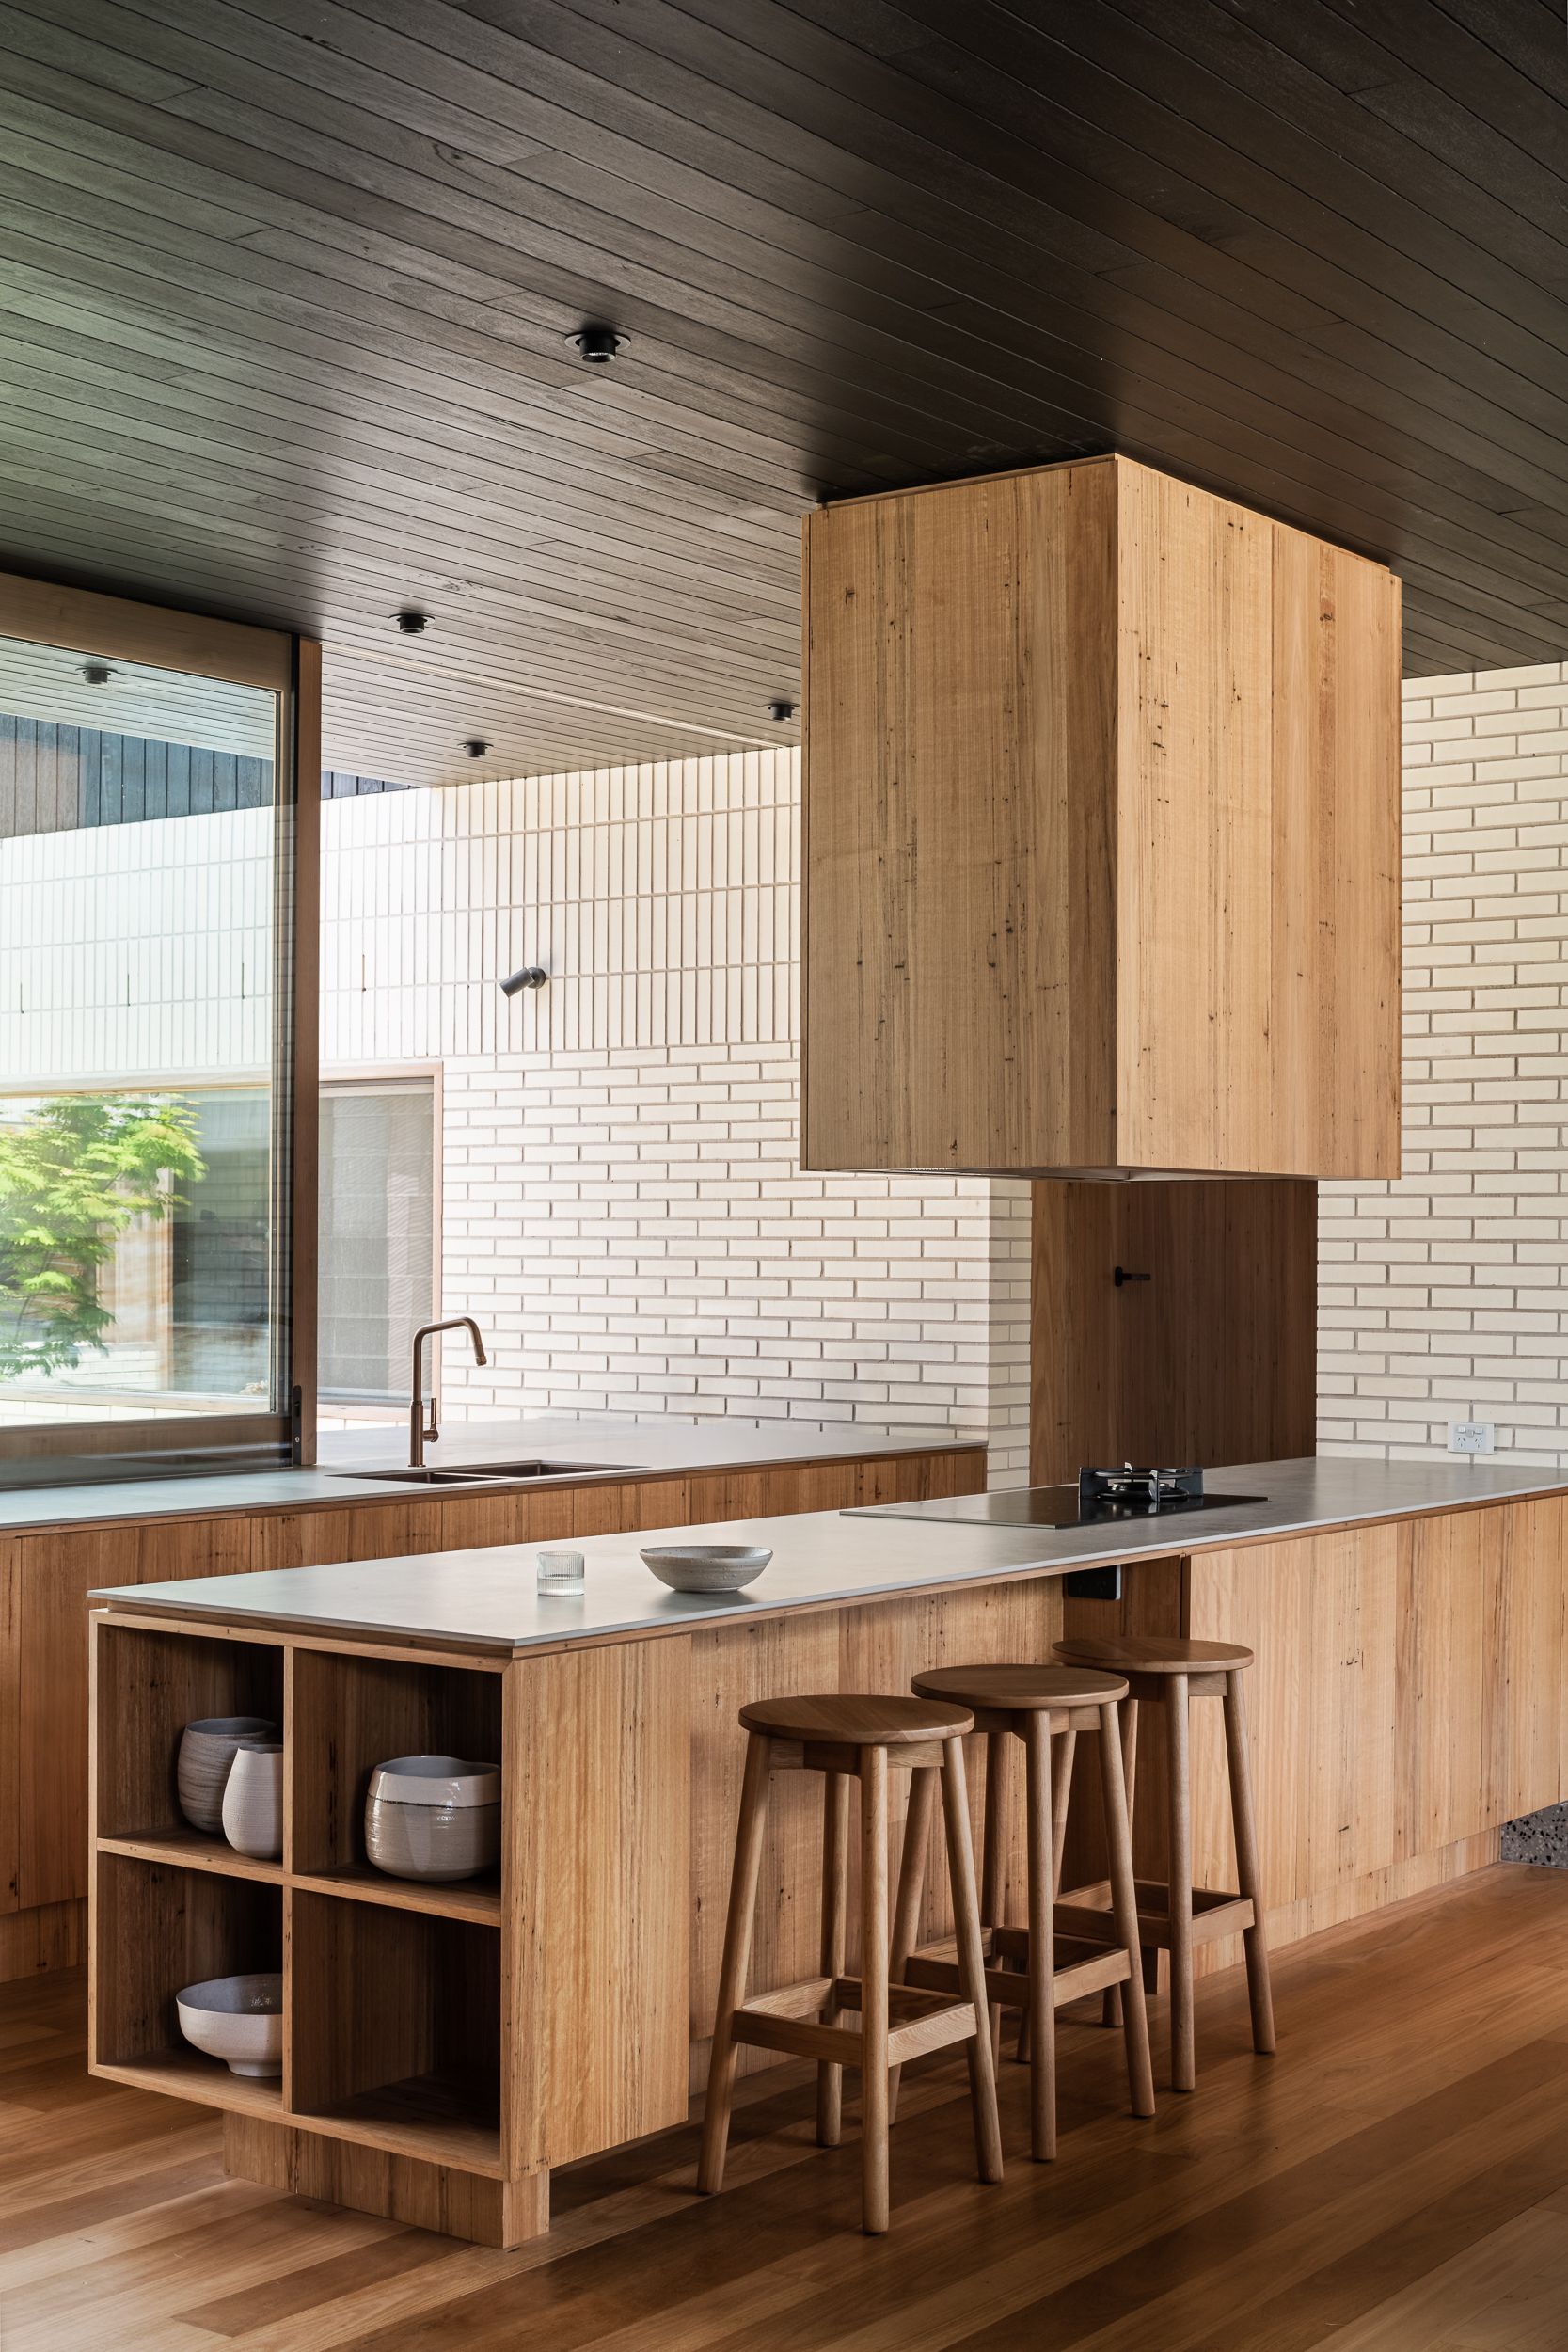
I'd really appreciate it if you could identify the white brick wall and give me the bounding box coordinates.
[1320,660,1568,1464]
[331,751,1029,1480]
[439,1048,1029,1468]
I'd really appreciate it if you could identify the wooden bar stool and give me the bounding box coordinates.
[698,1692,1004,2235]
[894,1666,1155,2160]
[1053,1634,1275,2092]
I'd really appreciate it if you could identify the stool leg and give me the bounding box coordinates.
[980,1731,1011,2061]
[1097,1700,1155,2118]
[1165,1676,1195,2092]
[1051,1727,1077,1897]
[1224,1669,1276,2058]
[859,1743,891,2235]
[816,1770,853,2147]
[1021,1726,1077,2066]
[887,1763,938,2123]
[941,1734,1005,2187]
[1023,1712,1056,2161]
[698,1732,773,2193]
[1103,1697,1138,2030]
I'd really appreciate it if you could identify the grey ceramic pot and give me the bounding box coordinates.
[177,1717,278,1836]
[363,1755,500,1883]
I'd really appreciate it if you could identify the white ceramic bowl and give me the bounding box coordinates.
[177,1717,278,1836]
[640,1543,772,1594]
[364,1755,500,1883]
[176,1972,282,2077]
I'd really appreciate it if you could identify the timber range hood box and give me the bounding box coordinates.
[800,453,1401,1184]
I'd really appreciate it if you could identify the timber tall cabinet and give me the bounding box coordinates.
[800,454,1402,1183]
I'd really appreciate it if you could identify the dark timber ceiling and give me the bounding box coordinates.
[1,0,1566,785]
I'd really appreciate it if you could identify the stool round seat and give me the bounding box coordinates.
[911,1664,1128,1712]
[737,1692,974,1745]
[1053,1634,1254,1677]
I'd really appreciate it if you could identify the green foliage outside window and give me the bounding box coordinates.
[0,1095,204,1379]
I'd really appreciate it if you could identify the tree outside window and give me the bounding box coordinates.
[0,1095,203,1382]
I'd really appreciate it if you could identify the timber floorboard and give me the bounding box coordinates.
[1,1867,1567,2348]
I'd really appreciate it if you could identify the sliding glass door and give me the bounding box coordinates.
[0,578,319,1480]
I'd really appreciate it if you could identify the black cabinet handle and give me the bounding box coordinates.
[1113,1265,1151,1286]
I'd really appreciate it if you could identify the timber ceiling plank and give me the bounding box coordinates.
[0,0,1564,782]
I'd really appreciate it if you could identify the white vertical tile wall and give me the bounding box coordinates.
[1320,660,1568,1464]
[0,807,274,1085]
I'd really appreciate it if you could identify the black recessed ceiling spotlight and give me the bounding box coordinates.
[395,609,429,634]
[566,325,628,365]
[500,965,548,995]
[463,738,492,759]
[80,661,113,686]
[767,698,796,723]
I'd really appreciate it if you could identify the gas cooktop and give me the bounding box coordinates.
[846,1465,1266,1533]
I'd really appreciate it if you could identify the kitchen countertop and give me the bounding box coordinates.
[0,1415,981,1534]
[93,1454,1568,1656]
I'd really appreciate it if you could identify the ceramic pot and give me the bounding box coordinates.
[220,1741,283,1860]
[640,1543,772,1593]
[364,1754,500,1883]
[176,1973,283,2077]
[177,1717,277,1836]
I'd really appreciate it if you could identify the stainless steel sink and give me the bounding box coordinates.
[338,1460,634,1486]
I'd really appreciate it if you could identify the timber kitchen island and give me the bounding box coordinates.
[87,1455,1568,2247]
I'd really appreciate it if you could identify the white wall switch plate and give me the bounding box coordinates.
[1449,1421,1496,1454]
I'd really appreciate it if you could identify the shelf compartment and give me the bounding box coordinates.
[299,2075,504,2173]
[98,1827,282,1884]
[95,1621,283,1846]
[290,1647,502,1900]
[290,1890,501,2173]
[291,1865,501,1925]
[92,1854,283,2113]
[92,2045,283,2121]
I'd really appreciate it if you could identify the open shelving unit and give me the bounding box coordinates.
[89,1611,515,2219]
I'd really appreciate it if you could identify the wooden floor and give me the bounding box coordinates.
[4,1867,1568,2350]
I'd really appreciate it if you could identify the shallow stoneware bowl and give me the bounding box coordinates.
[176,1973,282,2077]
[364,1755,501,1883]
[640,1543,772,1594]
[177,1717,278,1836]
[220,1741,283,1860]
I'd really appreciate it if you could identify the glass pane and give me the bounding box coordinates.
[318,1083,436,1411]
[0,635,281,1435]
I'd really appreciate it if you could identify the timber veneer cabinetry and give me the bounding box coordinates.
[3,1444,982,1984]
[802,454,1402,1181]
[91,1614,534,2243]
[89,1475,1568,2247]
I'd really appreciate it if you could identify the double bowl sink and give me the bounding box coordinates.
[340,1460,636,1487]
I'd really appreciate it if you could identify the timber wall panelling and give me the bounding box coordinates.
[1061,1502,1568,1972]
[1030,1177,1318,1484]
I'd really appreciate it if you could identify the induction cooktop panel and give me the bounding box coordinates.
[844,1486,1268,1531]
